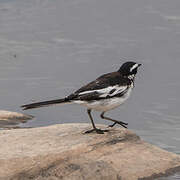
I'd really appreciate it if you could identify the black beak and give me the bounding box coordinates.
[138,64,142,67]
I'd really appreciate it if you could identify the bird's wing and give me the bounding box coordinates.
[78,85,128,99]
[67,72,130,101]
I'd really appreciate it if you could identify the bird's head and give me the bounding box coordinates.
[118,61,141,78]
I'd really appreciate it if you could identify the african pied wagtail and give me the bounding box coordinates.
[22,61,141,134]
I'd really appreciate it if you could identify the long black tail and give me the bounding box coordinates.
[21,98,70,110]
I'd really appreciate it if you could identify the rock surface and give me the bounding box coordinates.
[0,110,33,128]
[0,123,180,180]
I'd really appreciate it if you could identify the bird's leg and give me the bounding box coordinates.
[85,109,109,134]
[108,122,117,128]
[100,112,128,128]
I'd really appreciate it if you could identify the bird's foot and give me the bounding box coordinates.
[108,121,128,128]
[108,122,117,128]
[84,128,109,134]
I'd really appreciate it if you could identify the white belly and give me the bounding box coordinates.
[74,87,132,112]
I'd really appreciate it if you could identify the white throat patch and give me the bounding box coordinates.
[130,63,139,72]
[128,74,135,80]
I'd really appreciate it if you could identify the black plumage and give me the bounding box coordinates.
[21,61,141,134]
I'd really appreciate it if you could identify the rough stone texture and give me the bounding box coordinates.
[0,123,180,180]
[0,110,33,128]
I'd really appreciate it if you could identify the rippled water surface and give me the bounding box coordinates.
[0,0,180,179]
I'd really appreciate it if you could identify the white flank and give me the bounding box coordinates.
[74,87,133,112]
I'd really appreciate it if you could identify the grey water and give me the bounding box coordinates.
[0,0,180,179]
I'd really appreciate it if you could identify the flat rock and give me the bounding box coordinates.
[0,123,180,180]
[0,110,33,128]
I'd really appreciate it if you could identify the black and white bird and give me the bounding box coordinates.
[21,61,141,134]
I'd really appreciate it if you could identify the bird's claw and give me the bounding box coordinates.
[108,122,117,128]
[108,121,128,128]
[84,128,109,134]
